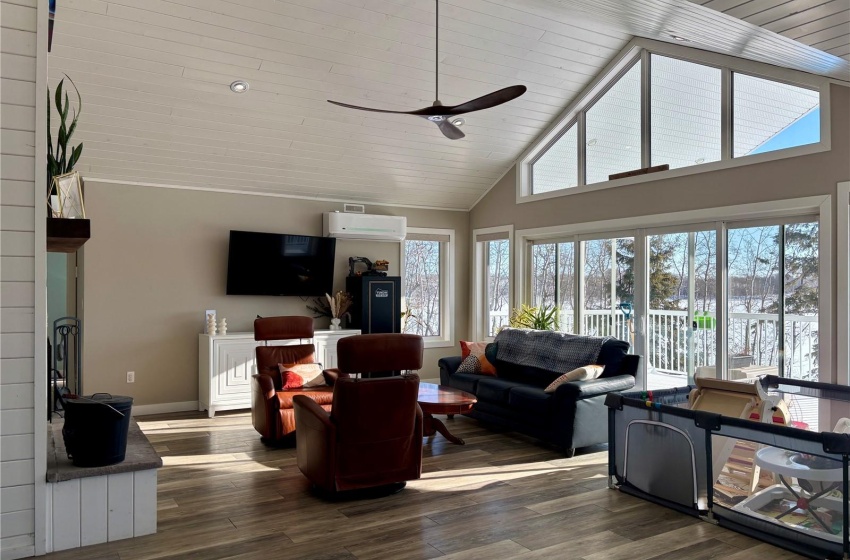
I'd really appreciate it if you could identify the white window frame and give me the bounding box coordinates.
[515,196,832,395]
[401,227,454,349]
[838,182,850,388]
[517,37,832,204]
[472,225,513,341]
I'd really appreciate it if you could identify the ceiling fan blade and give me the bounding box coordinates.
[327,99,423,115]
[435,119,465,140]
[443,85,527,115]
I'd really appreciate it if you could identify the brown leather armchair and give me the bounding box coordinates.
[251,316,334,443]
[327,333,425,378]
[293,333,425,494]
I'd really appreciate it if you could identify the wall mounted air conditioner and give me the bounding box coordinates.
[322,212,406,242]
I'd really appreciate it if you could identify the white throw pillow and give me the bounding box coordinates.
[278,363,326,389]
[544,365,605,393]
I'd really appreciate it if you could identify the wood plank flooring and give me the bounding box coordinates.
[42,412,804,560]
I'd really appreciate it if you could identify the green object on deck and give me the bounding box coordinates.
[694,313,716,329]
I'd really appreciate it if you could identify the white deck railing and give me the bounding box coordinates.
[488,309,818,380]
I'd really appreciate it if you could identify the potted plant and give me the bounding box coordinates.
[507,304,561,331]
[307,291,353,330]
[47,76,84,216]
[45,76,90,252]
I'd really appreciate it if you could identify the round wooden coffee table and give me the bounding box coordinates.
[417,382,477,445]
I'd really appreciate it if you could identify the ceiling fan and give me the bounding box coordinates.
[327,1,527,140]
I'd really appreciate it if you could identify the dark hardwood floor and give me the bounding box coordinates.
[43,411,804,560]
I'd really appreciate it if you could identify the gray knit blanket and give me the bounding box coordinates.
[494,328,611,373]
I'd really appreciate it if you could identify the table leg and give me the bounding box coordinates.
[423,412,465,445]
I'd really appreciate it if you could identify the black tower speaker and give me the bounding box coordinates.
[346,276,401,334]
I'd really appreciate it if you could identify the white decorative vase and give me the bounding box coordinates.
[218,318,227,335]
[329,318,341,330]
[207,313,217,336]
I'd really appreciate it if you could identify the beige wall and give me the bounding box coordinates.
[471,83,850,394]
[80,183,469,406]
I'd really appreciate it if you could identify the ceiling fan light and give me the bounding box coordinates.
[451,118,465,126]
[230,80,249,93]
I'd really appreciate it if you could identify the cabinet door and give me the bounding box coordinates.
[215,341,257,400]
[324,343,339,370]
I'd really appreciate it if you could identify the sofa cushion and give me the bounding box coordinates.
[597,339,630,378]
[476,378,528,405]
[449,372,484,395]
[277,387,334,409]
[495,360,562,388]
[508,386,554,416]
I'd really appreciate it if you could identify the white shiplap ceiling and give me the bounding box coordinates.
[49,0,850,211]
[692,0,850,63]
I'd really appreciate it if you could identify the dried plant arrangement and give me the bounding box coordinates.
[307,291,353,320]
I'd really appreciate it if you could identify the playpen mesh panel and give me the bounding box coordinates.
[611,398,710,511]
[624,421,697,508]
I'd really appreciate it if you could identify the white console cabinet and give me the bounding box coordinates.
[198,329,359,417]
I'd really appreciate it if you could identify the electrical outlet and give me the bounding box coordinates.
[127,371,135,383]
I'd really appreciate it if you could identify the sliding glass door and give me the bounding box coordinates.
[726,220,819,429]
[581,236,634,344]
[645,230,717,389]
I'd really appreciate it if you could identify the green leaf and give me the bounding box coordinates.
[54,79,64,118]
[66,144,83,171]
[67,116,78,144]
[66,74,82,117]
[62,91,69,121]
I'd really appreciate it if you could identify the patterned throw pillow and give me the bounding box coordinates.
[543,364,605,393]
[458,341,497,376]
[278,363,326,390]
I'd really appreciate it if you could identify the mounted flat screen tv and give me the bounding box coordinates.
[226,230,336,296]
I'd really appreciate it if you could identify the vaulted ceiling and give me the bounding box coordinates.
[49,0,850,211]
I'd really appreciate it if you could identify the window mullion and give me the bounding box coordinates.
[641,49,651,169]
[778,225,786,377]
[578,111,586,186]
[716,221,728,380]
[721,68,732,160]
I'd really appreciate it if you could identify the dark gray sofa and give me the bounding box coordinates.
[438,338,642,456]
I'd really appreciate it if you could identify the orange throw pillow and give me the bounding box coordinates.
[459,341,497,375]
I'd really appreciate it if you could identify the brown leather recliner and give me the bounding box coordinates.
[293,334,425,494]
[326,333,425,378]
[251,316,335,443]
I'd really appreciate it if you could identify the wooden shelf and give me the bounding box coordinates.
[47,218,90,253]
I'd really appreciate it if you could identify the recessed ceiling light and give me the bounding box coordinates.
[695,157,705,164]
[587,138,598,146]
[230,80,250,93]
[451,118,465,126]
[670,35,690,42]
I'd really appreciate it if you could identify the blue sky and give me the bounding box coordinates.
[750,108,820,155]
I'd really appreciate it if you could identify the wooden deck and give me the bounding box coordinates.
[41,411,805,560]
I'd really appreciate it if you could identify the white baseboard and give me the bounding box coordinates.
[132,401,198,417]
[419,377,440,384]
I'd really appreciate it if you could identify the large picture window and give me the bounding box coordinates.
[732,73,820,158]
[402,228,454,347]
[473,228,512,339]
[523,43,825,199]
[650,55,721,170]
[585,62,642,185]
[517,200,828,430]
